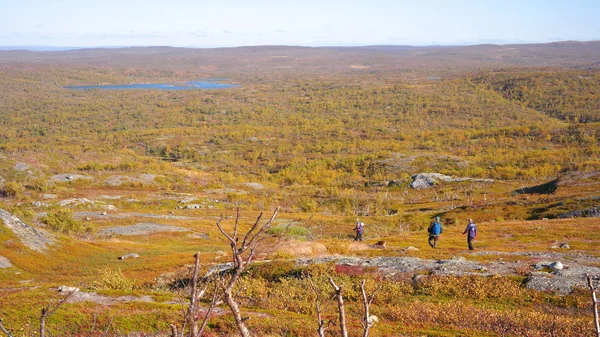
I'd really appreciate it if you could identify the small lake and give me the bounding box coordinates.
[64,79,239,90]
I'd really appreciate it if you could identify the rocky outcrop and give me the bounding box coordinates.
[14,162,30,171]
[558,206,600,218]
[525,260,600,294]
[118,253,140,260]
[410,173,493,189]
[98,222,188,236]
[0,209,55,252]
[0,255,12,268]
[514,178,559,195]
[104,174,160,186]
[51,174,94,182]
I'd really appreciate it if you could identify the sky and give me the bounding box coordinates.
[1,0,599,48]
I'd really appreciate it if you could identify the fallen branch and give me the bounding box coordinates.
[0,318,14,337]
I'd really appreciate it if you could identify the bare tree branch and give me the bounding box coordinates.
[198,279,224,337]
[587,274,600,337]
[308,276,332,337]
[85,314,97,337]
[329,277,348,337]
[360,279,380,337]
[0,319,14,337]
[241,212,263,249]
[170,324,178,337]
[101,316,115,337]
[40,290,76,337]
[216,206,280,337]
[216,217,236,247]
[186,252,202,337]
[233,205,241,243]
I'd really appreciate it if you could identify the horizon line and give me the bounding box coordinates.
[1,40,599,52]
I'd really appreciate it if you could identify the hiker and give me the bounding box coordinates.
[427,216,443,248]
[462,218,477,250]
[354,218,365,241]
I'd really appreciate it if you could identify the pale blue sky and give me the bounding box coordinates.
[1,0,599,47]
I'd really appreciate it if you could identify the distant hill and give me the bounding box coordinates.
[1,41,599,72]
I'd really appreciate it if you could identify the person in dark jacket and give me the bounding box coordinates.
[427,216,443,248]
[463,218,477,250]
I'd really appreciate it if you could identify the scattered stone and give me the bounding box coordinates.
[364,181,389,187]
[558,206,600,219]
[475,266,488,272]
[0,255,12,268]
[58,198,94,206]
[559,243,570,249]
[31,201,49,207]
[387,180,404,187]
[104,174,160,186]
[409,172,493,189]
[100,195,123,200]
[100,212,107,216]
[242,182,265,190]
[549,261,564,270]
[186,232,209,240]
[118,253,140,260]
[51,174,94,183]
[58,286,80,293]
[99,223,188,236]
[85,217,91,221]
[186,204,202,209]
[66,291,154,305]
[404,246,419,251]
[42,194,57,199]
[205,187,247,195]
[14,162,30,171]
[0,208,55,252]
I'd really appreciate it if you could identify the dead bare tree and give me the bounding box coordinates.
[39,290,76,337]
[359,279,380,337]
[0,319,14,337]
[186,252,202,336]
[328,277,348,337]
[587,274,600,337]
[215,206,280,337]
[171,252,223,337]
[307,276,335,337]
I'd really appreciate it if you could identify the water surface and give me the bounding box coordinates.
[65,80,238,90]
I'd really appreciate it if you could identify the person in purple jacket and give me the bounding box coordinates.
[463,218,477,250]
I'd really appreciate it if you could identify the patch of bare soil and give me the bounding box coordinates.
[276,240,327,257]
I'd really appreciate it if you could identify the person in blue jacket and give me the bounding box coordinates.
[427,216,443,248]
[463,218,477,250]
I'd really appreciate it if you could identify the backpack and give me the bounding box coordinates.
[428,221,441,235]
